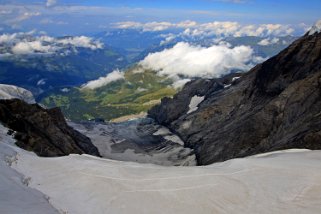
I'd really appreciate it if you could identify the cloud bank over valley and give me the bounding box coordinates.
[81,70,125,90]
[140,42,262,79]
[0,32,103,56]
[83,42,264,90]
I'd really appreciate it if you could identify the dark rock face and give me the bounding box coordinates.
[149,73,241,126]
[0,99,100,157]
[149,32,321,165]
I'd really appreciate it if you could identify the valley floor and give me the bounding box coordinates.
[1,124,321,214]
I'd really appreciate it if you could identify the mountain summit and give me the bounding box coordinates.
[149,27,321,165]
[309,19,321,35]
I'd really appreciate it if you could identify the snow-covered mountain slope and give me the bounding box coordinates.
[0,125,59,214]
[1,125,320,214]
[309,20,321,35]
[0,84,35,103]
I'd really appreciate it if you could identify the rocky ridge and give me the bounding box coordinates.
[0,99,100,157]
[149,30,321,165]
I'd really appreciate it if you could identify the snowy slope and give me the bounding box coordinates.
[308,20,321,35]
[0,125,59,214]
[0,133,320,214]
[0,84,35,103]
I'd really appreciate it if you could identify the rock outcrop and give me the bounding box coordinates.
[0,99,100,157]
[149,31,321,165]
[0,84,35,104]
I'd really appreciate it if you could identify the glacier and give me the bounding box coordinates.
[1,123,321,214]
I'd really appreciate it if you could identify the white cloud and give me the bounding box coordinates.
[14,12,41,23]
[172,79,191,89]
[0,10,13,15]
[0,32,103,56]
[142,22,173,32]
[114,21,197,32]
[0,33,17,44]
[37,79,46,86]
[114,21,174,32]
[40,18,67,25]
[81,70,125,90]
[46,0,57,7]
[176,20,198,28]
[11,41,56,55]
[258,38,280,46]
[114,21,295,38]
[139,42,256,79]
[57,36,103,50]
[61,88,70,92]
[160,34,176,45]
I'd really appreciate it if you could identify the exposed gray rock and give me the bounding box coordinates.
[0,99,100,157]
[149,73,241,126]
[0,84,35,104]
[70,119,196,166]
[149,32,321,165]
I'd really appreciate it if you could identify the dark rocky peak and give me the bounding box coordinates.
[0,99,100,157]
[252,31,321,97]
[149,29,321,165]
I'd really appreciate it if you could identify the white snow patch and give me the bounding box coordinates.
[308,20,321,35]
[164,135,184,146]
[187,95,205,114]
[0,84,35,103]
[153,127,172,136]
[232,76,241,82]
[153,127,185,146]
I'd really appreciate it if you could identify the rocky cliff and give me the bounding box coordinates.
[149,30,321,165]
[0,99,100,157]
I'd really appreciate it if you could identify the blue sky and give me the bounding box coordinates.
[0,0,320,35]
